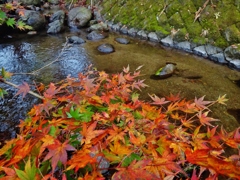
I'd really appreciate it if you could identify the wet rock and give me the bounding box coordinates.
[106,21,114,29]
[19,0,40,5]
[137,30,148,40]
[18,10,46,30]
[209,53,228,64]
[193,45,208,58]
[160,35,173,47]
[68,7,92,28]
[205,44,223,55]
[27,31,37,35]
[47,10,65,34]
[87,31,107,40]
[229,59,240,70]
[97,43,115,54]
[47,20,63,34]
[48,0,59,5]
[151,62,176,79]
[89,22,109,32]
[93,9,104,22]
[128,28,138,37]
[120,25,128,34]
[115,37,129,44]
[49,10,65,23]
[68,36,86,44]
[224,44,240,61]
[175,41,192,53]
[111,23,121,31]
[148,32,159,43]
[90,153,110,174]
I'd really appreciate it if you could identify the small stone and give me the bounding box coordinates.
[68,36,86,44]
[175,41,192,53]
[137,30,148,40]
[115,37,129,44]
[27,31,37,35]
[193,45,208,58]
[97,43,115,54]
[87,31,106,40]
[148,32,159,43]
[160,35,173,47]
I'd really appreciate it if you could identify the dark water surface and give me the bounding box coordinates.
[0,30,240,142]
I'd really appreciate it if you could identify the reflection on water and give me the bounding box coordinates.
[0,32,92,141]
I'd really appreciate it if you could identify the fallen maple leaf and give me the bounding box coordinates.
[44,83,58,99]
[149,94,170,106]
[43,139,76,172]
[197,111,219,127]
[15,82,30,98]
[81,121,106,145]
[194,96,212,110]
[216,94,228,105]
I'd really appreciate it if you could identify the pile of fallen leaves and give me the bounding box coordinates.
[0,66,239,179]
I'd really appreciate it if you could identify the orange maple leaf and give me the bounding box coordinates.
[185,149,240,179]
[81,121,106,145]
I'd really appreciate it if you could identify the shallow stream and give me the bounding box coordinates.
[0,29,240,142]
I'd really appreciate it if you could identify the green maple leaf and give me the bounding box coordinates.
[66,106,82,120]
[0,88,8,99]
[17,20,32,30]
[6,18,16,28]
[0,11,7,25]
[1,67,13,79]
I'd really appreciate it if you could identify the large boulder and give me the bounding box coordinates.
[68,7,92,28]
[18,10,46,30]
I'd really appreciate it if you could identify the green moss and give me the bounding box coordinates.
[168,12,185,29]
[173,28,188,42]
[224,24,240,44]
[165,0,182,18]
[99,0,240,49]
[214,36,229,48]
[192,36,207,45]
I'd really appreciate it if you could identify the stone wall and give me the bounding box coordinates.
[98,0,240,70]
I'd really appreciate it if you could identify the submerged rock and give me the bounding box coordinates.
[97,43,115,54]
[115,37,129,44]
[68,36,86,44]
[87,31,107,40]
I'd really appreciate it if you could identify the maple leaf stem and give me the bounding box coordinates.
[187,101,217,122]
[1,79,44,100]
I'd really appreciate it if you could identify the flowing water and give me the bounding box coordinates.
[0,29,240,143]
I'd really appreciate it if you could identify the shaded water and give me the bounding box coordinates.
[0,30,240,142]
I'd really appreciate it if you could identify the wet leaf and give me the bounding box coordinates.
[15,82,30,99]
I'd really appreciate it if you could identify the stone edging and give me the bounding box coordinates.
[104,21,240,71]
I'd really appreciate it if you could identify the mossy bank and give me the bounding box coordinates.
[97,0,240,70]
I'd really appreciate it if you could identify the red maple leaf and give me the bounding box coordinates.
[194,96,212,110]
[15,82,30,98]
[44,83,58,99]
[43,139,76,172]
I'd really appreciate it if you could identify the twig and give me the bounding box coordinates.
[30,38,69,75]
[194,0,210,22]
[1,79,44,100]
